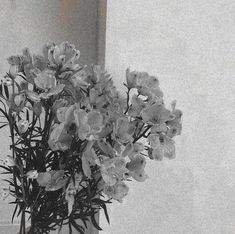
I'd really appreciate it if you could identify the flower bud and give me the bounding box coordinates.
[17,119,29,134]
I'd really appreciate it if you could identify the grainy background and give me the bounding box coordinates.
[0,0,235,234]
[100,0,235,234]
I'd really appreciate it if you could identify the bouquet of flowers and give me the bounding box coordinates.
[0,42,182,234]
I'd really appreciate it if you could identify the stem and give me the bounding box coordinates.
[124,87,131,114]
[133,125,151,143]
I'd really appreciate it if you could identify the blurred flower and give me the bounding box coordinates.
[126,68,138,88]
[17,119,29,134]
[114,117,135,144]
[7,93,26,112]
[37,170,68,191]
[48,42,81,71]
[148,133,160,149]
[126,154,146,172]
[103,181,129,202]
[141,103,173,125]
[9,64,19,78]
[52,99,68,113]
[100,157,128,186]
[128,94,146,117]
[126,154,148,182]
[74,108,104,140]
[26,170,38,179]
[148,135,176,160]
[129,170,148,182]
[48,123,73,151]
[32,102,42,116]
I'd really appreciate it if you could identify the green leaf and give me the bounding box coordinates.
[101,203,110,224]
[12,203,19,223]
[3,85,9,99]
[70,219,85,234]
[0,123,8,129]
[90,211,102,231]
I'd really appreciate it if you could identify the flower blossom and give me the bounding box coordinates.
[103,181,129,202]
[17,119,29,134]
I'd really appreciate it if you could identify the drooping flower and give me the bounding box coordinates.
[48,123,73,151]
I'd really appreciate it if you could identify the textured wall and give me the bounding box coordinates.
[101,1,235,234]
[0,0,99,233]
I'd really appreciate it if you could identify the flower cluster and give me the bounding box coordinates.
[0,42,182,233]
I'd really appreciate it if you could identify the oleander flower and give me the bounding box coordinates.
[148,135,175,160]
[26,170,39,179]
[141,102,173,125]
[74,108,104,140]
[100,157,128,186]
[17,119,29,134]
[7,93,27,112]
[128,94,146,117]
[37,170,68,191]
[48,123,73,151]
[166,108,183,138]
[126,68,138,88]
[0,42,183,233]
[103,181,129,202]
[114,117,136,144]
[47,42,81,71]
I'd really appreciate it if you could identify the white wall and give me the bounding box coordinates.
[101,1,235,234]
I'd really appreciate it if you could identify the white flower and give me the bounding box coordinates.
[103,181,129,202]
[17,119,29,134]
[26,170,38,179]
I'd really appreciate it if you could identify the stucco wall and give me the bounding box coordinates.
[0,0,99,233]
[101,1,235,234]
